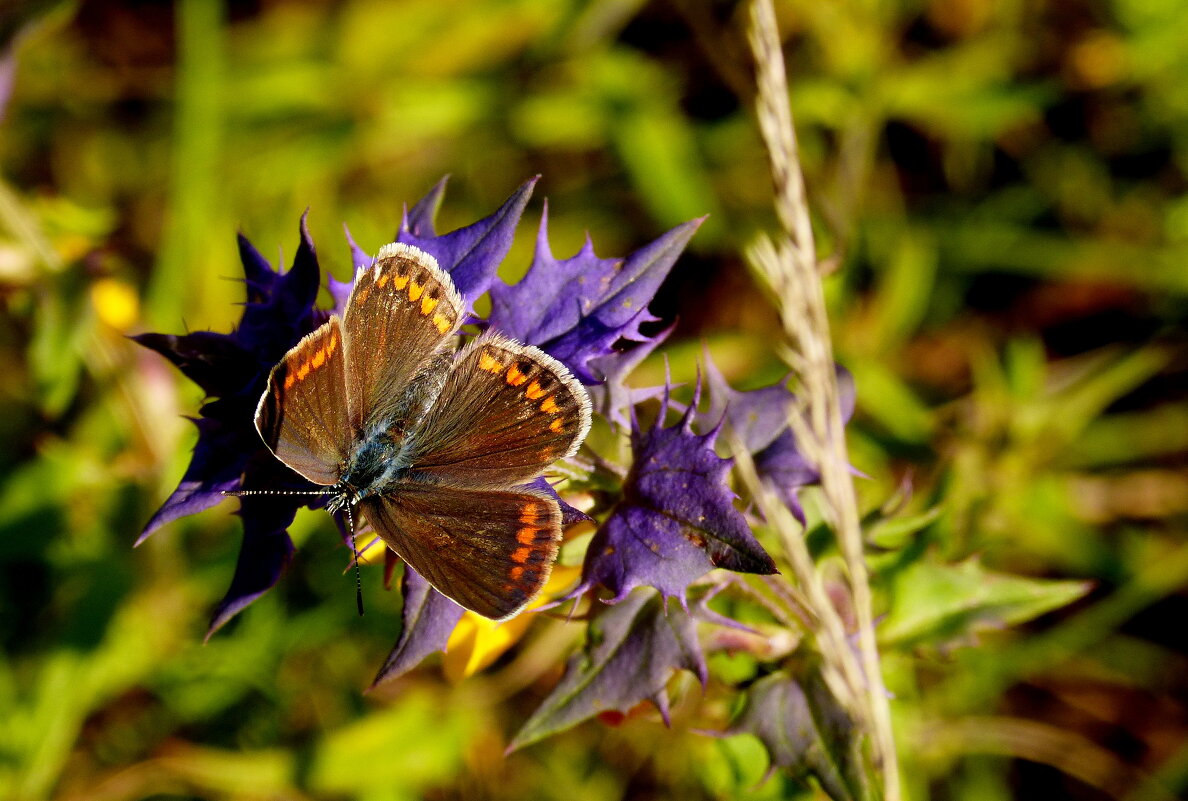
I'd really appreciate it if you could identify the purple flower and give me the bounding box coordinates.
[395,176,536,307]
[575,381,777,608]
[487,204,702,384]
[334,177,535,314]
[138,179,704,647]
[369,566,464,688]
[584,322,675,432]
[703,354,857,523]
[509,588,706,751]
[723,665,870,797]
[134,217,323,633]
[701,350,795,454]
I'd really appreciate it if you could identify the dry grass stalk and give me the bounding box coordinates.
[744,0,900,798]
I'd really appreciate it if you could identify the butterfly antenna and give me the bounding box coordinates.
[222,489,334,497]
[222,489,362,614]
[346,503,364,616]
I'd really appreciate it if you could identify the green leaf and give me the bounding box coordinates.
[28,269,91,416]
[867,506,943,550]
[880,557,1092,648]
[847,360,935,442]
[1064,403,1188,468]
[868,228,938,352]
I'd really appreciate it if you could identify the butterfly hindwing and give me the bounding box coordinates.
[361,484,562,620]
[256,244,590,620]
[255,316,352,485]
[342,243,464,431]
[401,334,592,488]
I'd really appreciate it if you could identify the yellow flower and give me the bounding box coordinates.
[353,532,388,565]
[443,563,582,682]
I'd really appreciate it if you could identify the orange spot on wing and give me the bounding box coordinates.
[420,295,438,315]
[519,503,538,523]
[284,373,296,390]
[376,273,389,288]
[525,381,546,399]
[432,313,451,334]
[355,287,371,304]
[311,348,326,368]
[393,274,409,290]
[509,566,524,581]
[296,363,311,381]
[408,280,424,301]
[550,418,564,433]
[517,527,537,545]
[540,396,560,414]
[511,546,532,564]
[506,364,528,386]
[478,350,504,373]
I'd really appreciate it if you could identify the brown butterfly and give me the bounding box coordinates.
[253,243,591,619]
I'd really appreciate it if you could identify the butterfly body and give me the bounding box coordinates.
[254,243,591,620]
[323,433,401,514]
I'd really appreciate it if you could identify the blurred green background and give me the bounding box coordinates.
[2,0,1187,799]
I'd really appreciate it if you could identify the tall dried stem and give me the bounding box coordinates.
[744,1,900,798]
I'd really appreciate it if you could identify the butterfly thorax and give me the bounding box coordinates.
[336,425,416,507]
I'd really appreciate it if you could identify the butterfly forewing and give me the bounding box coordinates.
[361,485,562,620]
[255,244,588,621]
[255,316,352,485]
[342,243,464,431]
[401,334,592,488]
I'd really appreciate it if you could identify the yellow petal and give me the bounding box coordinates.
[539,564,582,599]
[442,564,583,681]
[352,533,387,565]
[444,612,532,682]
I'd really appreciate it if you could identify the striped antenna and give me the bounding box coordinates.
[222,489,333,497]
[345,503,364,616]
[222,488,363,614]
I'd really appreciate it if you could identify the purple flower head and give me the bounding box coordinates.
[703,353,858,523]
[332,177,536,316]
[134,215,323,634]
[369,566,464,689]
[575,378,777,609]
[756,365,857,522]
[584,322,675,432]
[723,663,869,796]
[701,349,795,454]
[488,205,702,384]
[136,217,322,535]
[396,176,536,307]
[509,589,706,751]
